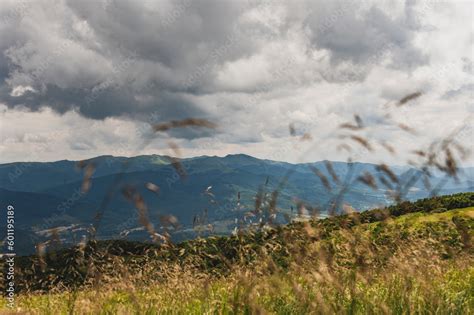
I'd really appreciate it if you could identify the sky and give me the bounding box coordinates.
[0,0,472,165]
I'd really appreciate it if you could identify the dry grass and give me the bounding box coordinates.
[4,207,473,314]
[10,264,472,314]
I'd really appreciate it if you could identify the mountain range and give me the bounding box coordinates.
[1,154,473,254]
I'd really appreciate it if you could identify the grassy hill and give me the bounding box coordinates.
[3,193,474,314]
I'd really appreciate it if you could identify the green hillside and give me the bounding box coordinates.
[3,193,474,314]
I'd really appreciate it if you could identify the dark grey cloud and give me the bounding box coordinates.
[305,0,428,70]
[0,0,255,123]
[0,0,441,129]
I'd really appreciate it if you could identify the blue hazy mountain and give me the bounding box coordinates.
[1,154,472,254]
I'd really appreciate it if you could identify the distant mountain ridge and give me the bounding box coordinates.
[1,154,473,254]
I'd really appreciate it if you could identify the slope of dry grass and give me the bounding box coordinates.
[4,205,473,314]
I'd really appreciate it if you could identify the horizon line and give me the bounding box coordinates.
[2,153,472,170]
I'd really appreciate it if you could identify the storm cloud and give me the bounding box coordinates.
[0,0,472,163]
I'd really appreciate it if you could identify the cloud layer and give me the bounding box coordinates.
[0,0,472,164]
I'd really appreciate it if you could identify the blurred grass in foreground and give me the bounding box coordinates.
[4,206,473,314]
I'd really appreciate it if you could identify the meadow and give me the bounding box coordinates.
[4,193,473,314]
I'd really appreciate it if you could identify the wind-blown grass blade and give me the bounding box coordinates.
[398,123,417,134]
[324,161,340,184]
[354,114,363,128]
[349,135,373,151]
[78,162,95,193]
[153,118,217,132]
[289,123,296,136]
[340,114,364,130]
[357,171,377,190]
[168,157,187,179]
[380,141,396,155]
[444,148,458,178]
[376,164,398,183]
[160,214,179,229]
[398,91,422,106]
[309,165,331,191]
[167,141,182,157]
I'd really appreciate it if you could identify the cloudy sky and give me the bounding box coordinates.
[0,0,472,165]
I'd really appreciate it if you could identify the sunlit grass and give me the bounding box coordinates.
[4,205,473,314]
[389,206,474,226]
[6,265,473,314]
